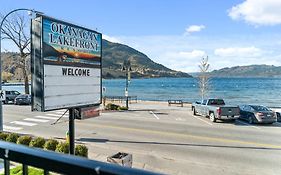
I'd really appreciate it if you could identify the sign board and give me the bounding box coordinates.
[0,90,5,101]
[31,15,102,111]
[75,105,100,120]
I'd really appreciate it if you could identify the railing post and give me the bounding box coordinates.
[4,159,10,175]
[23,164,28,175]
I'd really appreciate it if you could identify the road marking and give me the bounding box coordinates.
[35,116,59,120]
[24,118,49,123]
[89,123,281,149]
[54,111,68,115]
[10,121,37,126]
[3,125,22,131]
[46,113,67,118]
[176,118,186,121]
[192,115,213,126]
[149,111,159,120]
[236,120,261,130]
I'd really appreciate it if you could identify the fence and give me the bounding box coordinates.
[0,141,161,175]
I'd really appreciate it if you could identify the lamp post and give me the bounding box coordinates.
[122,60,132,109]
[0,8,42,131]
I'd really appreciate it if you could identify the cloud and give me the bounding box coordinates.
[102,34,122,43]
[185,25,205,35]
[214,46,262,57]
[228,0,281,26]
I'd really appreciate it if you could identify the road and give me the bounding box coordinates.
[2,102,281,175]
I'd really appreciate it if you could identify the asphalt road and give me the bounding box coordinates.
[2,102,281,175]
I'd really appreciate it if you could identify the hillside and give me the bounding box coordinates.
[102,39,191,78]
[210,65,281,77]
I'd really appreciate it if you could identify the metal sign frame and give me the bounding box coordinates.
[31,15,102,112]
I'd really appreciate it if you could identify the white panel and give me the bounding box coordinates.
[43,65,101,110]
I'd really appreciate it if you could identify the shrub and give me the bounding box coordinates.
[0,132,9,141]
[44,139,59,151]
[118,106,128,110]
[75,145,88,157]
[56,142,69,154]
[105,103,120,110]
[6,133,19,143]
[17,135,32,146]
[29,137,46,148]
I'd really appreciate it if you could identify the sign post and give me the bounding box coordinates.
[31,15,102,154]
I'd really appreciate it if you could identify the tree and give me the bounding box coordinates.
[198,56,210,101]
[1,12,31,94]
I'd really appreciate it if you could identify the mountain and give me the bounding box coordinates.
[210,65,281,77]
[102,39,192,78]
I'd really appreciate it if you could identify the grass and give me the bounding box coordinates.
[0,165,44,175]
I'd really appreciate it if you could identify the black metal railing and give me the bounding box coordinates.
[103,96,138,104]
[0,141,161,175]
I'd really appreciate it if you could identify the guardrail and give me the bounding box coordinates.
[0,141,161,175]
[103,96,138,104]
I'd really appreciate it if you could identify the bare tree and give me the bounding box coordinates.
[198,56,210,101]
[1,12,30,94]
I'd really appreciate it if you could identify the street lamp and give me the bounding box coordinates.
[0,8,42,131]
[122,60,132,109]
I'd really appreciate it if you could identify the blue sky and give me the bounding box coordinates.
[2,0,281,72]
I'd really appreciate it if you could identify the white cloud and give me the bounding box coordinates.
[214,46,262,57]
[228,0,281,26]
[102,34,122,43]
[185,25,205,34]
[178,50,206,58]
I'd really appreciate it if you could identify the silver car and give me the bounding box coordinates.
[239,105,277,124]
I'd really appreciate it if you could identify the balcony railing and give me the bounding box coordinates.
[0,141,161,175]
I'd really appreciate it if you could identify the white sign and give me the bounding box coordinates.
[31,15,102,111]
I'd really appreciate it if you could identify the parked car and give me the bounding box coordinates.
[2,90,21,104]
[239,105,277,124]
[14,94,31,105]
[191,98,240,122]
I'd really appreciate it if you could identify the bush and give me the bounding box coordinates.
[105,103,120,110]
[118,106,128,110]
[29,137,46,148]
[17,135,32,146]
[75,145,88,157]
[44,139,59,151]
[0,132,9,141]
[6,133,19,143]
[56,142,69,154]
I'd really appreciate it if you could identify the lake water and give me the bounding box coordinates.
[3,78,281,107]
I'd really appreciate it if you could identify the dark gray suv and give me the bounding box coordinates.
[3,90,21,104]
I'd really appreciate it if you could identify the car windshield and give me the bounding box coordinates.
[208,99,225,105]
[251,106,270,111]
[17,95,28,98]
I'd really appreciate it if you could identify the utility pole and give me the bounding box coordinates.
[122,60,132,109]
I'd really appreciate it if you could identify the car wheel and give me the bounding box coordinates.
[248,116,254,124]
[192,107,197,116]
[210,113,216,122]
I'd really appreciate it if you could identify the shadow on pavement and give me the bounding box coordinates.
[77,138,281,151]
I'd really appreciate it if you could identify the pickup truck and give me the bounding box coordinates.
[191,99,240,122]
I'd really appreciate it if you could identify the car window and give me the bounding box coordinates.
[14,91,20,95]
[202,100,207,105]
[5,91,10,95]
[252,106,270,111]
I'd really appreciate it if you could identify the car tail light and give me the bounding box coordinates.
[256,112,264,116]
[217,108,222,116]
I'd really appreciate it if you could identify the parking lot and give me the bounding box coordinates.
[2,101,281,174]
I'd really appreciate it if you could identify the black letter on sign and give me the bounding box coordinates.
[62,68,67,75]
[87,69,90,76]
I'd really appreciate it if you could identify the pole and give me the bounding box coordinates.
[0,8,42,131]
[125,68,129,109]
[69,108,75,155]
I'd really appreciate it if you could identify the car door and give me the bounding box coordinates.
[239,105,246,120]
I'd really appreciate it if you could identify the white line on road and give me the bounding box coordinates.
[192,115,213,126]
[149,111,159,120]
[10,121,37,126]
[236,120,261,130]
[46,113,67,118]
[3,125,22,131]
[35,116,59,120]
[176,118,186,121]
[54,111,68,115]
[24,118,49,123]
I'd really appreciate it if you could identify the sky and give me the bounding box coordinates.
[1,0,281,72]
